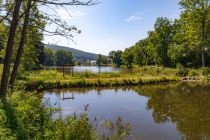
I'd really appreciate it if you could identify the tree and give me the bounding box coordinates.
[132,39,149,66]
[44,48,55,66]
[121,48,134,68]
[0,0,23,96]
[179,0,210,67]
[153,17,173,67]
[55,50,73,66]
[96,54,102,66]
[0,0,97,96]
[0,23,5,64]
[109,50,123,67]
[9,0,33,88]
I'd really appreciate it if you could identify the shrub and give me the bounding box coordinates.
[201,67,210,76]
[0,92,92,139]
[100,117,131,140]
[176,64,189,76]
[188,69,200,77]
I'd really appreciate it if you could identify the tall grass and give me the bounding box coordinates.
[1,65,209,90]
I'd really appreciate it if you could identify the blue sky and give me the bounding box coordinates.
[43,0,181,55]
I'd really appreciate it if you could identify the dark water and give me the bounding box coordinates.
[43,83,210,140]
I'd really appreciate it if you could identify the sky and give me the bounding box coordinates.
[43,0,181,55]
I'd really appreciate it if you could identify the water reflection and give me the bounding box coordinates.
[43,83,210,140]
[134,83,210,140]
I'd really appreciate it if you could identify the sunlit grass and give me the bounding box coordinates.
[16,66,182,90]
[1,65,209,90]
[0,64,3,74]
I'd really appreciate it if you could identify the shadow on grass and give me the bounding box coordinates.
[2,97,25,140]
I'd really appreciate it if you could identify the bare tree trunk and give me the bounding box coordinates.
[0,0,22,97]
[201,11,207,68]
[9,0,32,89]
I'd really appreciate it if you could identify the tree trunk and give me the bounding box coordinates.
[9,0,32,89]
[201,10,207,68]
[0,0,22,97]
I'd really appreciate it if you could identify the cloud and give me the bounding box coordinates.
[56,9,86,20]
[125,15,142,22]
[125,12,143,22]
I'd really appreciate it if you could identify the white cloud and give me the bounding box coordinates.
[125,15,142,22]
[125,12,144,22]
[56,9,86,20]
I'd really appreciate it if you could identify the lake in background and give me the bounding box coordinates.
[46,66,121,74]
[43,83,210,140]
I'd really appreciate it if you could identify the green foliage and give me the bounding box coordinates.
[121,48,134,68]
[45,44,98,61]
[96,54,103,66]
[115,1,210,68]
[55,50,73,66]
[14,68,180,91]
[0,92,49,139]
[0,92,92,139]
[45,115,92,140]
[0,91,133,140]
[176,63,189,76]
[100,117,131,140]
[201,67,210,76]
[96,54,110,66]
[44,48,55,66]
[188,69,200,77]
[109,50,123,67]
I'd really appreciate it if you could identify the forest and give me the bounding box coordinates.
[109,1,210,68]
[0,0,209,139]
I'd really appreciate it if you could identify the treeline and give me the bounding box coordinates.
[109,0,210,68]
[96,54,111,66]
[44,48,73,66]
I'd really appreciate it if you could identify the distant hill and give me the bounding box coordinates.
[45,44,98,61]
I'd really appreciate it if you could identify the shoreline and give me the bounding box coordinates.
[18,76,181,91]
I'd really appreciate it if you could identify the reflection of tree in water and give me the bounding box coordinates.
[134,83,210,140]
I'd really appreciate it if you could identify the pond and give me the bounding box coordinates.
[46,66,121,74]
[43,83,210,140]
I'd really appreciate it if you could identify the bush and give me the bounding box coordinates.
[201,67,210,76]
[176,64,189,76]
[0,92,131,140]
[0,92,92,139]
[188,69,200,77]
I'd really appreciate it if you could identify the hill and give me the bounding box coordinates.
[45,44,98,61]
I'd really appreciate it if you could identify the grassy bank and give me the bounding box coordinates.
[1,65,210,91]
[21,76,180,91]
[15,66,183,91]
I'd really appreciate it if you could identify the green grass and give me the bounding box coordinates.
[1,65,210,90]
[0,64,3,76]
[15,67,181,90]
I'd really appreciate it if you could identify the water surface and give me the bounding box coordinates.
[43,83,210,140]
[47,66,121,73]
